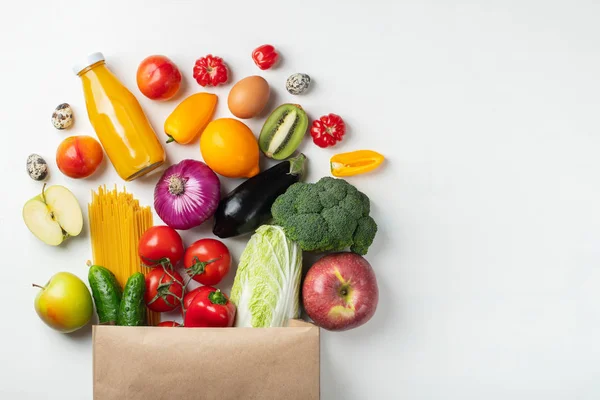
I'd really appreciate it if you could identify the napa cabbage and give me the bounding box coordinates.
[230,225,302,327]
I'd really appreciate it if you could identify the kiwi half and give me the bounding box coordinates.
[259,104,308,160]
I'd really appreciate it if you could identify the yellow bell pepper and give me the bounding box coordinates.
[330,150,384,177]
[164,93,217,144]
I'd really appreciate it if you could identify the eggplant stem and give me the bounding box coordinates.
[288,153,306,177]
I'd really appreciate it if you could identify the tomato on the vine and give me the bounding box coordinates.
[184,239,231,285]
[138,226,184,268]
[157,321,181,327]
[145,268,184,312]
[184,286,236,328]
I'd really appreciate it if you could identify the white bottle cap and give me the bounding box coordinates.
[73,52,105,75]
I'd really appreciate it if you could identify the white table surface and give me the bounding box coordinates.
[2,0,600,399]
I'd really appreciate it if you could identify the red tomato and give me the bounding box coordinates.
[193,55,229,87]
[56,135,104,179]
[310,114,346,148]
[183,239,231,285]
[157,321,181,327]
[136,55,182,100]
[138,226,184,268]
[252,44,279,70]
[184,286,236,328]
[145,268,184,312]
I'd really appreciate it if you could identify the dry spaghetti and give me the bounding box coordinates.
[89,185,160,326]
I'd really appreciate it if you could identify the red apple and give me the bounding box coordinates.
[56,135,103,178]
[136,55,182,100]
[302,252,378,331]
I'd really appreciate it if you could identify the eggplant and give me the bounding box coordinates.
[213,153,306,238]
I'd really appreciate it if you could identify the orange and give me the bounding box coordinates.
[200,118,260,178]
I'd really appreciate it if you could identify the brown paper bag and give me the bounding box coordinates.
[93,320,320,400]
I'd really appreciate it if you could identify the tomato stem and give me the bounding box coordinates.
[141,257,174,269]
[148,268,185,309]
[186,256,221,278]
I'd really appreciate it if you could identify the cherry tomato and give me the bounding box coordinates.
[193,55,229,87]
[310,114,346,148]
[138,226,184,268]
[252,44,279,70]
[145,268,184,312]
[157,321,181,327]
[184,239,231,286]
[184,286,236,328]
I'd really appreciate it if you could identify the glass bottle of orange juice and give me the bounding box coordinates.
[74,53,165,181]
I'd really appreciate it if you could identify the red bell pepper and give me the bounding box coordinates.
[252,44,279,70]
[183,286,236,327]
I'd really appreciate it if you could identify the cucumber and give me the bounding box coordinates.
[88,265,122,325]
[117,272,146,326]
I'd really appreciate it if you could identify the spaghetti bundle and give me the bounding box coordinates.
[89,185,160,326]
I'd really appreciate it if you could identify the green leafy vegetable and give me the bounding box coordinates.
[230,225,302,327]
[271,177,377,255]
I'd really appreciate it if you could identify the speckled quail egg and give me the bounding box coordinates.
[51,103,73,130]
[26,154,48,181]
[285,73,311,95]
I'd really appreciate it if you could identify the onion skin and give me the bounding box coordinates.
[154,159,221,230]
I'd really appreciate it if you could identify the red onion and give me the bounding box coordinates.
[154,159,220,230]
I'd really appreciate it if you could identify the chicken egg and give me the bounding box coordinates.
[227,76,270,119]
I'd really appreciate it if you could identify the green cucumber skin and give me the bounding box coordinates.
[88,265,122,324]
[117,273,146,326]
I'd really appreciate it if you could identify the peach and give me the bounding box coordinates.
[56,135,103,179]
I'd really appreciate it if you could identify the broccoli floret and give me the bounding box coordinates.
[271,177,378,255]
[351,216,378,255]
[284,213,328,250]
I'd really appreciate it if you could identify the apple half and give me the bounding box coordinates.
[23,185,83,246]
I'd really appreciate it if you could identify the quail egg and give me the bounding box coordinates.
[51,103,74,130]
[285,73,311,95]
[26,154,48,181]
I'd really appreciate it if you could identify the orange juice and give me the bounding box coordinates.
[74,53,165,181]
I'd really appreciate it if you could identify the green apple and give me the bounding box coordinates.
[23,185,83,246]
[33,272,93,333]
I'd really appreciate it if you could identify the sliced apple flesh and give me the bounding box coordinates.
[23,185,83,246]
[44,186,83,236]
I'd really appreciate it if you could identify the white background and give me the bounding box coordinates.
[1,0,599,399]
